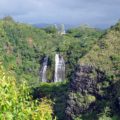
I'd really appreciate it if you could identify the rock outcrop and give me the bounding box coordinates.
[66,65,110,120]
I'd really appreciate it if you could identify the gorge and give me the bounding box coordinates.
[0,17,119,120]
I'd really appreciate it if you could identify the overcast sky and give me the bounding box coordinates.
[0,0,120,28]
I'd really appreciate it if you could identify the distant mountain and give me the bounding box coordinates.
[33,23,76,30]
[33,23,51,28]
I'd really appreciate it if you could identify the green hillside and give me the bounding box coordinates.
[0,17,103,85]
[66,21,120,120]
[0,16,120,120]
[80,21,120,81]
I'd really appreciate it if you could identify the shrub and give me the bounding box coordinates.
[0,66,54,120]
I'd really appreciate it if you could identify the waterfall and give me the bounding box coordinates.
[54,54,65,82]
[40,56,48,82]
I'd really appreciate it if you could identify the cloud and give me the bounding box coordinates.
[0,0,120,28]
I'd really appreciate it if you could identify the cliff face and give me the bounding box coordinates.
[70,65,105,93]
[65,21,120,120]
[66,65,112,120]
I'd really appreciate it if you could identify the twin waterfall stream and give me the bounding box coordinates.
[40,56,48,82]
[40,54,65,82]
[54,54,65,82]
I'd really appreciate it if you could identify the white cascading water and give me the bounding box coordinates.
[40,56,48,82]
[54,54,65,82]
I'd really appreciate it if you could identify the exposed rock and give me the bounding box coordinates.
[117,97,120,108]
[71,65,106,94]
[66,65,108,120]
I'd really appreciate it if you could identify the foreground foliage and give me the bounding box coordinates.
[33,82,68,120]
[0,66,54,120]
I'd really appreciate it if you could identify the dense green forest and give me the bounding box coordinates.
[66,21,120,120]
[0,16,103,85]
[0,16,120,120]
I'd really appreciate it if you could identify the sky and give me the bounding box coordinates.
[0,0,120,28]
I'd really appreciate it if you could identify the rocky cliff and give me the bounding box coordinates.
[66,65,113,120]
